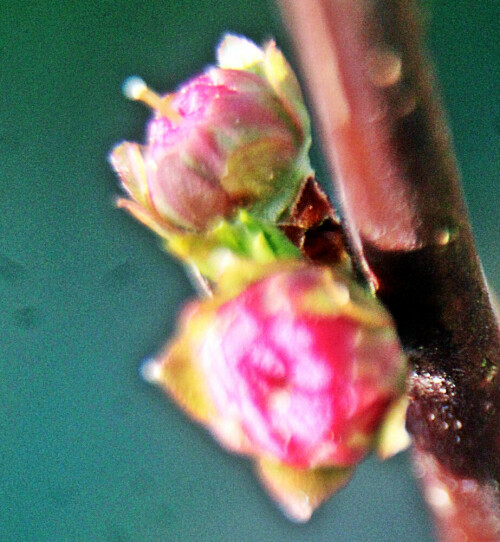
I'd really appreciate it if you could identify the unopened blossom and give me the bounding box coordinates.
[110,35,312,234]
[144,261,407,520]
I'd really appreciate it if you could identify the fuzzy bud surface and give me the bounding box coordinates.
[110,35,312,234]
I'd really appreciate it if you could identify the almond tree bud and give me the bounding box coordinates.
[110,35,312,234]
[144,262,407,520]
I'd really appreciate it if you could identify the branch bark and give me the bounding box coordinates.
[279,0,500,539]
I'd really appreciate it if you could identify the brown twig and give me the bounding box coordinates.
[279,0,500,539]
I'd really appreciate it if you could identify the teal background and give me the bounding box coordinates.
[1,1,498,541]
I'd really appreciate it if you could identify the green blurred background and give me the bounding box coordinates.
[1,1,498,540]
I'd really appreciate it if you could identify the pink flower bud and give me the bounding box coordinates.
[146,262,407,519]
[151,262,406,467]
[110,35,312,233]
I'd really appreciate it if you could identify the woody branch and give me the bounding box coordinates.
[279,1,500,540]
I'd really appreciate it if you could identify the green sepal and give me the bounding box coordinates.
[156,335,216,424]
[165,210,302,282]
[248,151,313,223]
[256,457,353,522]
[374,395,411,460]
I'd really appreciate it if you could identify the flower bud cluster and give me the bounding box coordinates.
[110,35,408,522]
